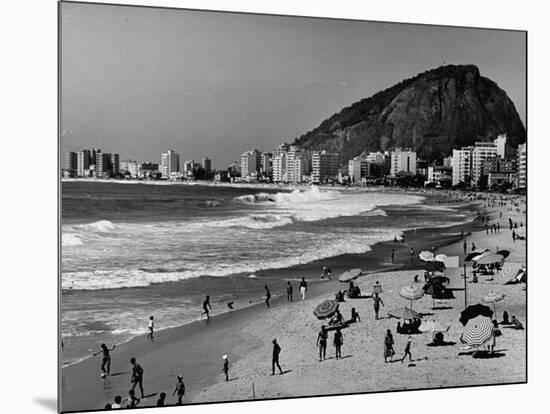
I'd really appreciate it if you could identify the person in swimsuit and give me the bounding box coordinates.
[201,295,212,319]
[264,285,271,308]
[401,335,413,362]
[271,339,283,375]
[286,281,293,302]
[147,316,154,341]
[384,329,395,363]
[316,325,328,361]
[372,293,384,320]
[130,357,145,398]
[223,355,229,381]
[333,328,343,359]
[93,343,115,378]
[173,375,185,405]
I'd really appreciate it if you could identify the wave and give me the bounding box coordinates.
[235,186,333,205]
[61,229,395,290]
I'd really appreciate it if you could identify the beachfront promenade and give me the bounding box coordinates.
[61,195,526,411]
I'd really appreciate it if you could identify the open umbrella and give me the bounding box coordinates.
[461,316,494,347]
[338,268,362,283]
[399,285,424,309]
[435,254,448,262]
[482,290,505,314]
[474,253,504,265]
[313,300,339,320]
[459,303,493,326]
[425,261,446,273]
[387,307,421,320]
[496,250,510,259]
[419,251,435,262]
[464,249,490,262]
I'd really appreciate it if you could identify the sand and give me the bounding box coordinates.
[60,194,526,412]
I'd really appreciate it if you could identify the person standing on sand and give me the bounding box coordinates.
[401,335,413,363]
[299,278,308,300]
[286,281,293,302]
[93,343,115,378]
[512,230,516,242]
[373,293,384,320]
[384,329,395,363]
[130,357,145,398]
[147,316,154,341]
[391,248,395,264]
[264,285,271,308]
[223,355,229,381]
[333,328,343,359]
[463,239,467,255]
[271,339,284,375]
[317,325,328,361]
[201,295,212,319]
[173,375,185,405]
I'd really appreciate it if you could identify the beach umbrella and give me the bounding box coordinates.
[461,316,494,347]
[465,249,490,262]
[459,303,493,326]
[496,250,510,259]
[387,307,421,320]
[419,251,435,262]
[399,285,424,309]
[425,261,446,273]
[482,291,505,314]
[475,254,504,265]
[338,268,362,283]
[313,300,339,320]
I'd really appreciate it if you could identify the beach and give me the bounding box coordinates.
[60,187,526,412]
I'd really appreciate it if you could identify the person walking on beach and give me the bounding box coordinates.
[271,339,283,375]
[286,281,293,302]
[317,325,328,361]
[223,355,229,381]
[147,316,154,341]
[201,295,212,319]
[93,343,116,378]
[512,230,516,242]
[264,285,271,308]
[401,335,413,363]
[373,293,384,320]
[333,328,343,359]
[173,375,185,405]
[130,357,145,398]
[463,239,467,255]
[299,278,308,300]
[391,248,395,264]
[384,329,395,363]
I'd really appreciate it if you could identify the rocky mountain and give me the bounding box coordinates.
[293,64,525,162]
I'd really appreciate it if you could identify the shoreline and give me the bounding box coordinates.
[60,196,485,412]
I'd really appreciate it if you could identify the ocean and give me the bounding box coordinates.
[61,181,475,365]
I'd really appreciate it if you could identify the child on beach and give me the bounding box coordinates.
[333,328,343,359]
[157,392,166,407]
[286,281,293,302]
[130,357,145,398]
[126,390,140,408]
[299,278,308,300]
[223,355,229,381]
[317,325,328,361]
[92,343,115,378]
[147,316,154,340]
[112,396,122,409]
[201,295,212,319]
[401,335,413,362]
[173,375,186,405]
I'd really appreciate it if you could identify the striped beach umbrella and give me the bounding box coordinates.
[313,300,339,320]
[482,290,505,314]
[461,316,493,347]
[399,285,424,310]
[419,251,435,262]
[338,268,362,282]
[387,307,421,320]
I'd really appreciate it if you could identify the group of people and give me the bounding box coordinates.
[396,318,422,335]
[316,325,344,361]
[384,329,413,363]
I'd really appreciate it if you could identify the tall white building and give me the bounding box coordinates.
[517,143,526,188]
[76,149,91,177]
[494,134,507,158]
[260,152,272,177]
[240,149,261,178]
[272,153,286,183]
[311,151,339,184]
[471,142,498,185]
[120,160,140,178]
[390,148,416,176]
[365,152,386,164]
[161,150,180,179]
[451,147,473,186]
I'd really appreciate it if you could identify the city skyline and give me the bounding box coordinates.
[60,3,526,169]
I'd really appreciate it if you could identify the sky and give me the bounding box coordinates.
[60,2,526,169]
